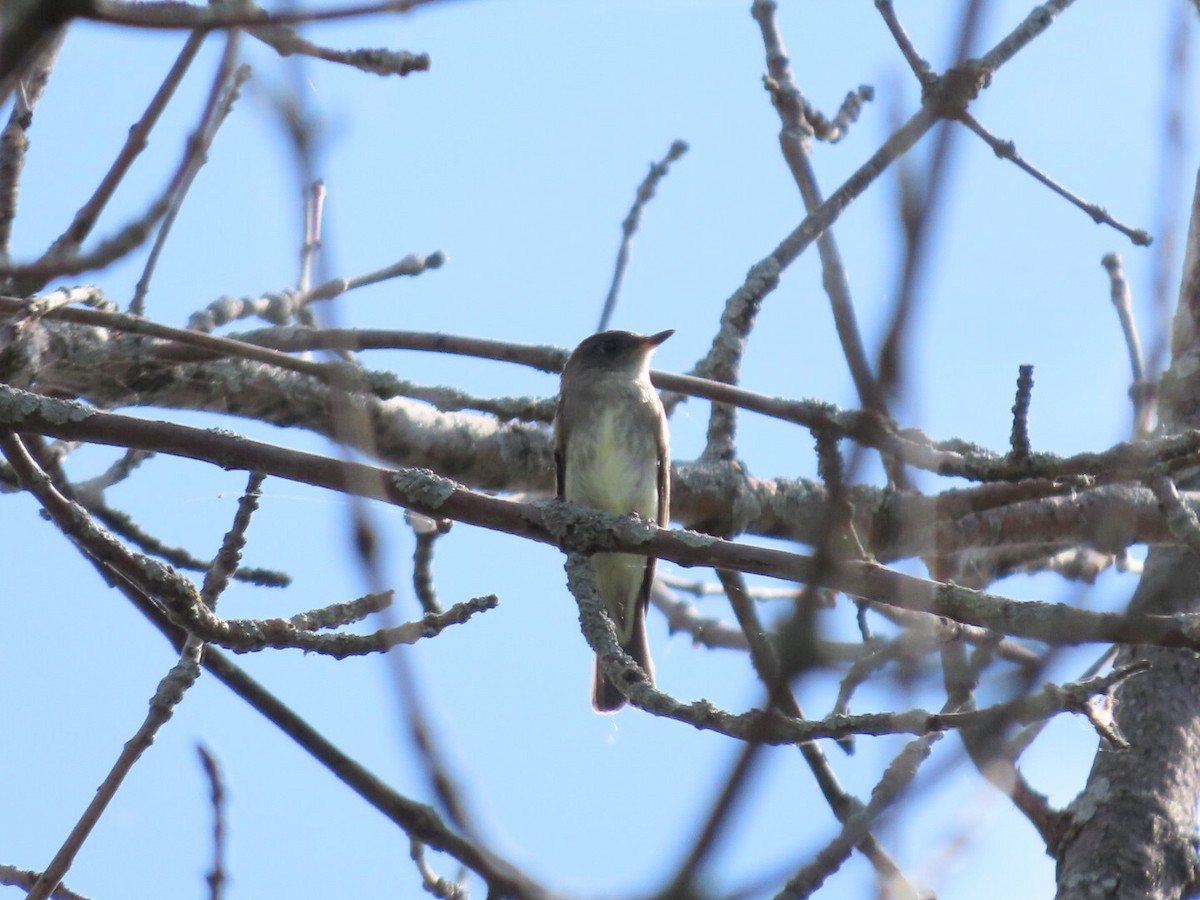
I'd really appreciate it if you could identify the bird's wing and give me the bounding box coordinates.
[553,401,567,500]
[655,404,670,527]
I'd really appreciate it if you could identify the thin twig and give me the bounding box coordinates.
[196,745,228,900]
[409,841,468,899]
[4,410,490,655]
[978,0,1078,72]
[247,19,428,76]
[874,0,934,85]
[90,501,291,587]
[962,112,1151,246]
[939,638,1072,850]
[186,251,447,331]
[87,0,443,32]
[833,629,940,719]
[751,0,898,492]
[0,29,66,260]
[201,471,266,607]
[300,251,446,304]
[0,56,243,291]
[43,30,207,262]
[131,37,249,314]
[292,175,324,328]
[596,139,687,332]
[651,583,749,650]
[692,103,939,459]
[1009,365,1034,461]
[877,1,987,401]
[409,511,451,614]
[1102,252,1154,435]
[779,734,938,899]
[298,180,325,294]
[73,447,153,496]
[802,84,875,145]
[0,865,92,900]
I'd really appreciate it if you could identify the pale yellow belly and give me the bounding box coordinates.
[563,406,658,643]
[563,406,657,517]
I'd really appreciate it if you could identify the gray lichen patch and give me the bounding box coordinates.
[0,385,94,425]
[392,467,458,510]
[542,499,661,553]
[675,528,718,549]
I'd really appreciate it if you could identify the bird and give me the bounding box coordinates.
[555,329,672,711]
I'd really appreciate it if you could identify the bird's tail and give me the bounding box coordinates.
[592,604,655,713]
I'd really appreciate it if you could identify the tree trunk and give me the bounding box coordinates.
[1056,546,1200,898]
[1056,172,1200,898]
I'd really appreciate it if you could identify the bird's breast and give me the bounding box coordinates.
[564,404,659,518]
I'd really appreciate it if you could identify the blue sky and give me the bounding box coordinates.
[2,2,1195,898]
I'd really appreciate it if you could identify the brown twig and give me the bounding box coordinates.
[596,139,688,332]
[131,37,249,314]
[874,0,934,87]
[876,1,987,402]
[962,113,1151,246]
[196,745,228,900]
[651,582,750,651]
[778,734,938,899]
[247,18,429,76]
[186,252,446,331]
[201,471,266,607]
[751,0,897,492]
[87,0,442,32]
[409,511,451,614]
[1,56,244,291]
[42,30,207,262]
[90,499,291,586]
[0,31,66,260]
[1009,364,1034,462]
[0,865,92,900]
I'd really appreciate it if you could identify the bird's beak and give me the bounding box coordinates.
[643,329,674,348]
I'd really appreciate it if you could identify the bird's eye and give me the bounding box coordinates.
[601,338,618,355]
